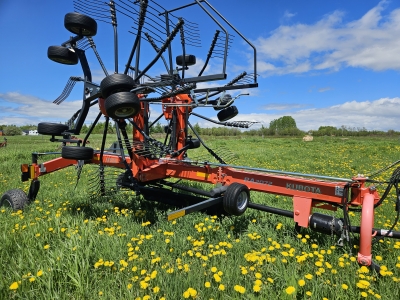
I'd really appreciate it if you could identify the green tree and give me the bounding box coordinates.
[154,122,163,134]
[193,123,202,135]
[4,125,22,136]
[269,116,300,136]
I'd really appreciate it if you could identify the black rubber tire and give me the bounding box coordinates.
[62,146,94,160]
[176,54,196,66]
[100,74,136,98]
[187,139,200,149]
[47,46,79,65]
[64,12,97,36]
[217,105,238,122]
[223,183,249,216]
[0,189,29,210]
[105,92,140,119]
[38,122,69,135]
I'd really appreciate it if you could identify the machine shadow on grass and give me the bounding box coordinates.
[66,179,256,235]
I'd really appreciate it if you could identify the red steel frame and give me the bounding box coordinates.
[23,94,382,267]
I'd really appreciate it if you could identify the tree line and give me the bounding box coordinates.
[1,116,399,137]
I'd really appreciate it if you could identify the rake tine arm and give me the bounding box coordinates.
[134,18,184,82]
[53,76,84,105]
[87,37,108,76]
[198,30,220,76]
[197,71,247,101]
[144,32,169,72]
[187,121,226,164]
[65,99,99,129]
[190,112,255,129]
[124,0,149,74]
[143,83,195,102]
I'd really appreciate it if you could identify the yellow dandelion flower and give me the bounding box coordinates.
[43,244,50,250]
[254,279,262,285]
[361,292,368,298]
[9,282,19,290]
[140,281,149,289]
[298,279,306,287]
[153,286,160,293]
[219,284,225,291]
[285,286,296,295]
[306,291,312,296]
[29,277,35,282]
[305,274,313,280]
[205,281,211,288]
[37,270,43,277]
[213,274,221,282]
[127,283,133,289]
[342,284,348,290]
[356,280,370,289]
[150,270,157,279]
[234,285,246,294]
[359,266,369,274]
[211,266,217,273]
[98,291,103,296]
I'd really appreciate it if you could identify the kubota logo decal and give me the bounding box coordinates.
[286,183,321,194]
[244,177,272,185]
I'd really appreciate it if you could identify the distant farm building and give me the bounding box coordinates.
[29,130,38,135]
[0,130,3,136]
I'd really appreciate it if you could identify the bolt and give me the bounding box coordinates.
[295,210,300,216]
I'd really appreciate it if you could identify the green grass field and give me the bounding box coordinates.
[1,135,400,299]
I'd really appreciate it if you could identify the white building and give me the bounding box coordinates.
[29,130,38,135]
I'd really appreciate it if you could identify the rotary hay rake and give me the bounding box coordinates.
[1,0,400,271]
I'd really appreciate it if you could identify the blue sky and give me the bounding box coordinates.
[1,0,400,131]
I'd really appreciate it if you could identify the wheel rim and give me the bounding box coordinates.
[70,26,91,35]
[1,199,12,209]
[236,190,248,210]
[115,107,136,118]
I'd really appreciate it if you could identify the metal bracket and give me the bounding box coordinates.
[167,197,223,221]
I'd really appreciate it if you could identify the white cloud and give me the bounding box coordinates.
[318,87,332,92]
[254,1,400,75]
[228,97,400,131]
[261,103,309,111]
[0,92,100,126]
[282,10,297,21]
